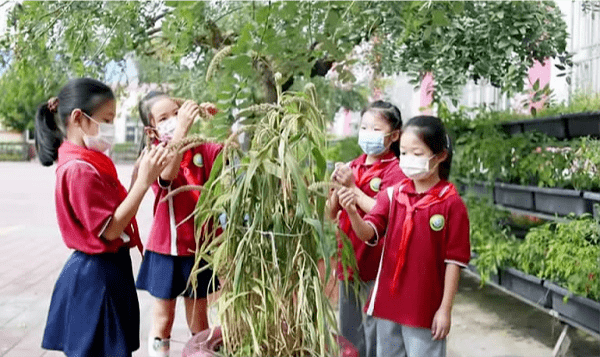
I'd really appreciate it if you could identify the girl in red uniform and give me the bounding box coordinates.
[338,115,470,357]
[134,92,222,357]
[37,78,172,356]
[327,101,406,357]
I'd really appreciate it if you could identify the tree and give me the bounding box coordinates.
[0,1,570,131]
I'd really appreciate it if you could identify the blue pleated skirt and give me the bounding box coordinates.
[136,251,218,300]
[42,248,139,357]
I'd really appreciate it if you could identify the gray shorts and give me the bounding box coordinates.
[375,318,446,357]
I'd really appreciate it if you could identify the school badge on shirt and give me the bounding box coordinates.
[430,214,445,231]
[193,153,204,167]
[369,177,382,192]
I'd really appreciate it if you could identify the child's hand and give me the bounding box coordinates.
[199,102,218,117]
[177,100,201,133]
[137,143,174,187]
[431,307,451,340]
[333,163,355,188]
[337,187,357,214]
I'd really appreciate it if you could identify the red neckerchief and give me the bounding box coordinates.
[391,178,457,290]
[57,141,143,255]
[351,152,397,189]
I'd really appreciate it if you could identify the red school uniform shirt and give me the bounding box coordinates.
[337,151,406,282]
[146,143,223,256]
[363,179,470,329]
[55,144,139,254]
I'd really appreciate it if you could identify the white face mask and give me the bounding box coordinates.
[399,154,436,178]
[156,116,178,142]
[358,130,389,156]
[81,113,115,153]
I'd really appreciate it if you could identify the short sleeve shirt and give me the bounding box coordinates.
[337,152,406,282]
[55,160,127,254]
[146,143,223,256]
[363,180,471,328]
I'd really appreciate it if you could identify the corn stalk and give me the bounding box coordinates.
[191,76,339,356]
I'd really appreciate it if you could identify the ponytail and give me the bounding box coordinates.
[35,103,63,166]
[35,78,115,166]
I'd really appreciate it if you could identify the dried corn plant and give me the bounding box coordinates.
[191,75,341,356]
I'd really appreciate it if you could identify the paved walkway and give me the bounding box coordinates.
[0,162,598,357]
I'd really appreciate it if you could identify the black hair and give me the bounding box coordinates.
[403,115,453,180]
[360,100,403,157]
[137,91,169,153]
[35,78,115,166]
[138,90,168,127]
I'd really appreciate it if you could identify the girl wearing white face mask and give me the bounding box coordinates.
[36,78,173,357]
[134,92,222,357]
[337,116,470,357]
[327,100,406,357]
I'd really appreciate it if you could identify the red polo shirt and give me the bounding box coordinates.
[363,180,470,329]
[146,143,223,256]
[55,160,129,254]
[336,152,406,282]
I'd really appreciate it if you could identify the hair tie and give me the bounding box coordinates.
[47,97,59,114]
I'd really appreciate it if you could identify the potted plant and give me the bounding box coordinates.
[182,74,358,356]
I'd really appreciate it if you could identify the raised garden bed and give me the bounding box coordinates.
[563,111,600,138]
[500,267,552,308]
[494,182,535,210]
[544,282,600,334]
[530,186,586,216]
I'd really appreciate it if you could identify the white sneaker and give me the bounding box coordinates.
[148,336,170,357]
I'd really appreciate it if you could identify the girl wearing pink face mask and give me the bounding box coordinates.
[135,92,222,357]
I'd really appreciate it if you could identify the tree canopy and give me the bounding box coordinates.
[0,1,569,132]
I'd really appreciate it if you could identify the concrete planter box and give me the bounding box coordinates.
[583,191,600,219]
[544,282,600,334]
[563,112,600,138]
[494,182,535,210]
[531,186,586,216]
[500,268,551,308]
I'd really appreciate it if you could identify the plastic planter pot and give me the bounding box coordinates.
[583,191,600,219]
[521,116,567,139]
[501,121,524,135]
[466,181,494,201]
[182,326,359,357]
[563,112,600,138]
[467,253,500,285]
[531,187,585,216]
[544,282,600,334]
[500,268,551,308]
[494,182,535,210]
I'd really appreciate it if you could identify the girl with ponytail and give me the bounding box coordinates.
[37,78,173,356]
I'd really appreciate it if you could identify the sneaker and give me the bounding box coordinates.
[148,336,170,357]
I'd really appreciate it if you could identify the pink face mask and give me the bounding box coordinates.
[156,116,178,142]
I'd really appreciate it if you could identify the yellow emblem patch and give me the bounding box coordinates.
[193,153,204,167]
[430,214,445,231]
[370,177,382,192]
